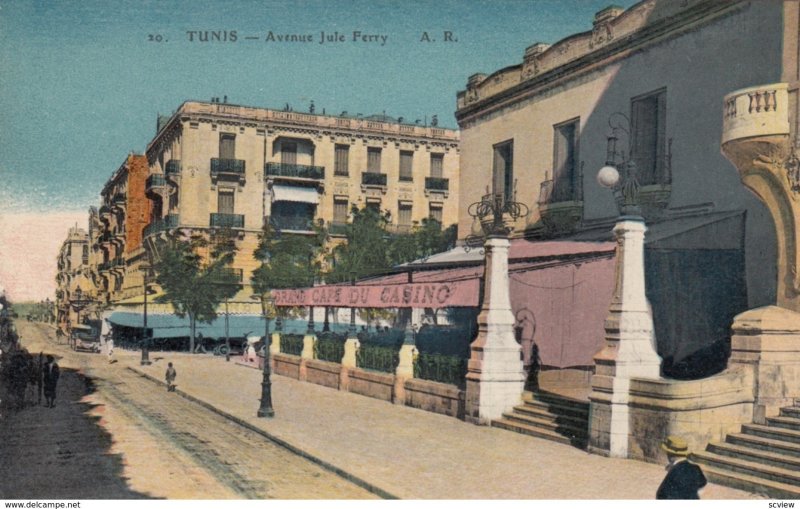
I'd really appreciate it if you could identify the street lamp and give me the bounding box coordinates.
[140,263,154,366]
[252,293,275,418]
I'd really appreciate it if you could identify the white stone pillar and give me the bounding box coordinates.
[465,235,525,425]
[589,218,662,458]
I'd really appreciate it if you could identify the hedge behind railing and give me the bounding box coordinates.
[314,332,346,363]
[356,343,400,373]
[280,333,304,356]
[414,352,468,387]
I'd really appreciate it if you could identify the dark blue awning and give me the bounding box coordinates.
[107,312,267,339]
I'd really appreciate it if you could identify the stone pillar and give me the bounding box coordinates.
[394,321,417,405]
[269,331,281,371]
[730,305,800,423]
[465,235,525,425]
[589,218,662,458]
[340,336,359,392]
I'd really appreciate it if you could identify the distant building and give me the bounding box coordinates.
[55,226,91,333]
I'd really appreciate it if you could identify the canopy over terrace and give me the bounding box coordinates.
[107,311,266,339]
[272,240,618,370]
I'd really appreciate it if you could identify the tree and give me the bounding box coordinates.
[251,222,326,323]
[153,229,239,353]
[387,217,457,266]
[326,205,391,284]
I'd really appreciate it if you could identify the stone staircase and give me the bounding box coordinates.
[492,391,589,448]
[691,402,800,498]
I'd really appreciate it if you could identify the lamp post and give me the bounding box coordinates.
[253,293,275,418]
[140,263,153,366]
[464,187,529,424]
[589,112,661,458]
[224,295,230,362]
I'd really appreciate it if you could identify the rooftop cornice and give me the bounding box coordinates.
[455,0,745,124]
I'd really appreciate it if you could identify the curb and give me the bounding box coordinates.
[126,366,398,500]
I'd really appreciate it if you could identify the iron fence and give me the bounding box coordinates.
[356,343,399,373]
[413,352,468,386]
[279,333,304,356]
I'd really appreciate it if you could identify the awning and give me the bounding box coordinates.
[107,312,266,339]
[271,185,319,204]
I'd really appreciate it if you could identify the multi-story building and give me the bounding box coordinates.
[55,226,91,333]
[141,101,458,281]
[452,0,782,377]
[92,154,151,305]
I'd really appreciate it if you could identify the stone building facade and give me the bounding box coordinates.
[55,226,90,333]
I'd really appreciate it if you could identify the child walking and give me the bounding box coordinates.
[165,362,177,392]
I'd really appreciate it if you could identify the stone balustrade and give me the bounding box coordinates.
[721,83,790,145]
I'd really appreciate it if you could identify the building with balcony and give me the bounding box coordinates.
[55,226,92,334]
[451,0,787,382]
[138,100,460,303]
[91,154,152,305]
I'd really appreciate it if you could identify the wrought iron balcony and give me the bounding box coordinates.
[425,177,449,192]
[210,213,245,229]
[267,215,314,232]
[143,214,180,238]
[265,162,325,180]
[210,158,246,182]
[361,171,387,187]
[327,221,349,236]
[145,174,167,194]
[165,159,182,175]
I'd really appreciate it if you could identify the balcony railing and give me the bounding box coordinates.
[210,213,245,228]
[112,192,126,204]
[425,177,449,192]
[143,214,180,238]
[210,158,246,180]
[362,172,387,187]
[327,221,349,236]
[146,174,167,192]
[265,162,325,180]
[165,159,182,175]
[267,215,314,232]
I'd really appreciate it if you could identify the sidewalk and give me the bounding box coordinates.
[128,352,761,500]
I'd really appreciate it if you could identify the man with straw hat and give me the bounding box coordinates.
[656,435,707,499]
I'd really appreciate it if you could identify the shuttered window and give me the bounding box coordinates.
[493,141,514,200]
[219,134,236,159]
[429,204,443,223]
[218,189,235,214]
[333,199,348,224]
[552,120,578,202]
[367,147,382,173]
[398,202,412,227]
[335,145,349,176]
[430,153,443,178]
[631,89,666,185]
[399,151,413,181]
[281,142,297,165]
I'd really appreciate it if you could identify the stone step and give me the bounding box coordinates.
[727,433,800,458]
[700,464,800,499]
[767,416,800,433]
[500,411,587,439]
[523,391,589,411]
[692,450,800,486]
[518,397,590,420]
[779,406,800,419]
[492,417,588,448]
[509,404,589,429]
[707,441,800,471]
[743,424,800,445]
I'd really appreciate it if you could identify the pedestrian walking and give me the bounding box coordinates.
[106,336,115,364]
[656,435,707,499]
[36,352,43,405]
[194,332,207,353]
[42,355,60,408]
[165,362,177,392]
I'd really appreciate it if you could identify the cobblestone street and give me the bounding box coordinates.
[0,322,376,499]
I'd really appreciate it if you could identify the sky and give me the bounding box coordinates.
[0,0,637,301]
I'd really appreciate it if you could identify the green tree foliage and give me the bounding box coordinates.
[327,206,457,284]
[153,229,239,353]
[251,222,326,322]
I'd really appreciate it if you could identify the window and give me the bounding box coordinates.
[493,141,514,200]
[552,119,579,202]
[333,199,348,224]
[367,147,382,173]
[335,145,350,176]
[399,151,413,181]
[631,89,666,185]
[219,133,236,159]
[430,153,444,178]
[398,202,412,229]
[429,204,443,223]
[82,245,89,265]
[281,142,297,165]
[218,189,235,215]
